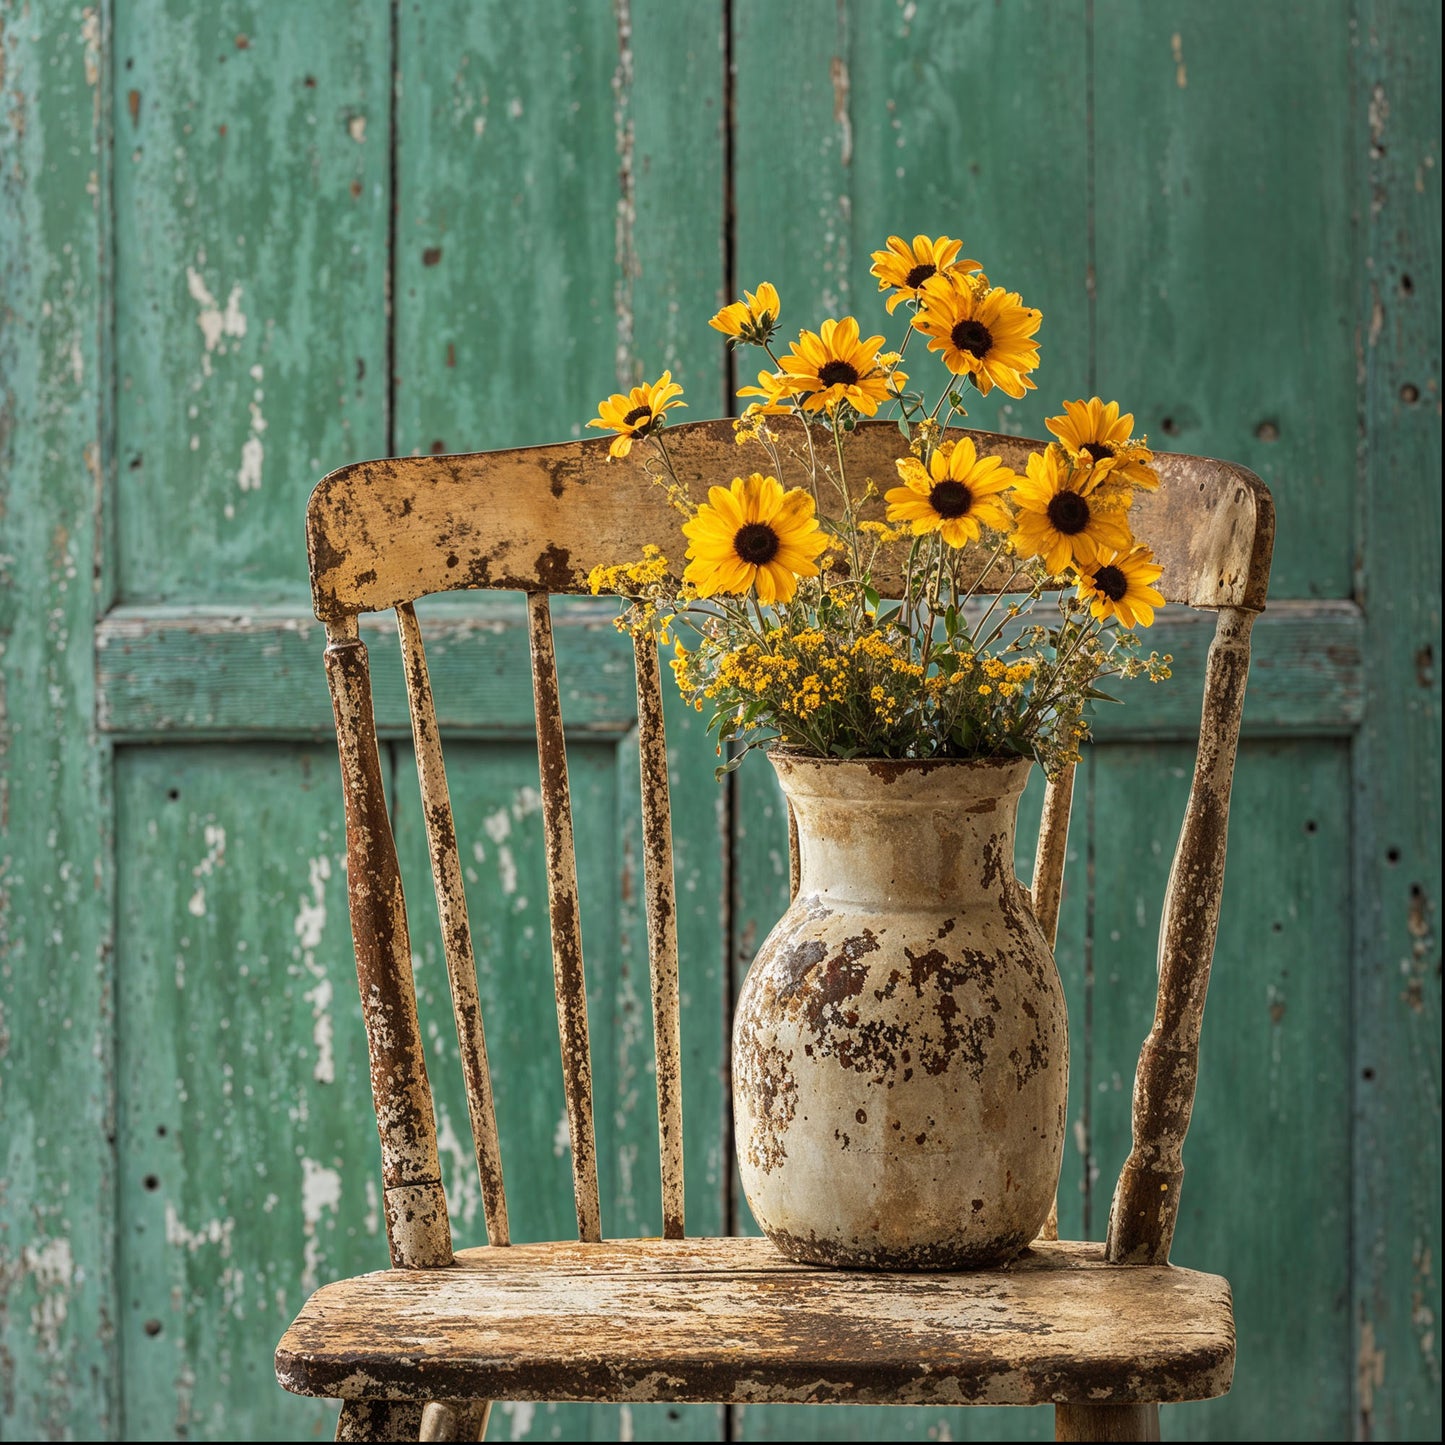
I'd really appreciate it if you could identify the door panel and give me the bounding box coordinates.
[2,2,1437,1441]
[112,0,391,604]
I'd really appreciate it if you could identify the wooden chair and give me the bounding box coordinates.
[275,418,1273,1443]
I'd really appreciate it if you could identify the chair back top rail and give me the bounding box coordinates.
[309,419,1273,1269]
[306,419,1274,623]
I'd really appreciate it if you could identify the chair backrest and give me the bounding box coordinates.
[307,417,1273,1270]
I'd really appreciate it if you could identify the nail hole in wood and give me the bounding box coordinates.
[166,788,179,801]
[1304,819,1318,834]
[143,1319,163,1337]
[1361,1067,1376,1081]
[1161,416,1180,436]
[1254,420,1280,442]
[1400,383,1420,403]
[1400,273,1414,295]
[143,1174,160,1191]
[430,439,446,454]
[1387,847,1401,864]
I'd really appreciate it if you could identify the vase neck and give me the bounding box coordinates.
[772,756,1030,911]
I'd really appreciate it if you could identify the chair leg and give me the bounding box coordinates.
[420,1399,492,1441]
[336,1400,426,1441]
[1055,1402,1161,1442]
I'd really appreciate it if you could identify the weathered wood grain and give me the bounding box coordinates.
[1352,3,1443,1438]
[114,745,378,1442]
[1087,740,1354,1440]
[1092,0,1356,602]
[1107,609,1256,1266]
[843,0,1093,443]
[527,594,603,1244]
[1054,1402,1160,1443]
[325,623,452,1269]
[0,4,116,1438]
[304,421,1272,620]
[633,632,686,1240]
[113,0,391,604]
[276,1237,1234,1408]
[396,604,509,1248]
[94,599,1364,744]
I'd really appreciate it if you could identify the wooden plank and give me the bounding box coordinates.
[845,0,1093,443]
[632,633,685,1239]
[1087,740,1354,1439]
[1352,4,1442,1438]
[396,604,509,1248]
[95,599,1364,743]
[1092,1,1356,601]
[112,0,391,604]
[527,593,604,1244]
[1107,609,1255,1266]
[0,4,116,1438]
[276,1236,1234,1407]
[304,422,1272,620]
[114,745,376,1442]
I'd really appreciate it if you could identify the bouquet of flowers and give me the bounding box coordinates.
[586,234,1171,778]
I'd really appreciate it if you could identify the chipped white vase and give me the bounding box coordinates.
[733,752,1068,1270]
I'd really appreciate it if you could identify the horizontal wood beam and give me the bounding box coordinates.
[95,598,1362,743]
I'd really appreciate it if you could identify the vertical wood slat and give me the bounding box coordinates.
[323,619,453,1269]
[1031,760,1077,1245]
[397,603,511,1248]
[633,632,686,1239]
[336,1400,426,1441]
[526,592,603,1243]
[1106,608,1256,1265]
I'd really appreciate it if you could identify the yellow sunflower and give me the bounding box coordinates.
[736,367,797,415]
[884,438,1016,548]
[1074,545,1165,628]
[869,234,981,314]
[912,273,1042,397]
[709,282,781,347]
[681,474,829,604]
[774,317,891,415]
[587,372,686,458]
[1009,448,1135,574]
[1046,397,1159,491]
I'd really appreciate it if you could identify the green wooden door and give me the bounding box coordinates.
[1,3,1437,1442]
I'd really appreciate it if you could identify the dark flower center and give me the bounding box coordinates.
[929,480,974,519]
[1092,564,1129,601]
[817,358,860,389]
[903,262,937,289]
[622,405,653,429]
[733,522,781,566]
[950,318,993,358]
[1046,490,1091,535]
[1082,441,1114,462]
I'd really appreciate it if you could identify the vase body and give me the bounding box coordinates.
[733,752,1068,1269]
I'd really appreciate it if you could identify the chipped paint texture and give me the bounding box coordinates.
[734,755,1067,1269]
[277,1236,1234,1407]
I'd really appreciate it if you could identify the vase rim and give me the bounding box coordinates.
[767,747,1033,803]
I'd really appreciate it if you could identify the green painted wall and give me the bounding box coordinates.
[0,3,1438,1441]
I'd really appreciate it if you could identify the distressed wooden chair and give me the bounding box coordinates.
[275,418,1273,1443]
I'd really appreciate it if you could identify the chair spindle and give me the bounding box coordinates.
[526,592,603,1243]
[632,632,686,1239]
[396,603,511,1248]
[323,619,452,1269]
[1106,606,1256,1265]
[1030,759,1076,1244]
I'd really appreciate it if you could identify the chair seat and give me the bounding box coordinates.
[275,1236,1233,1408]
